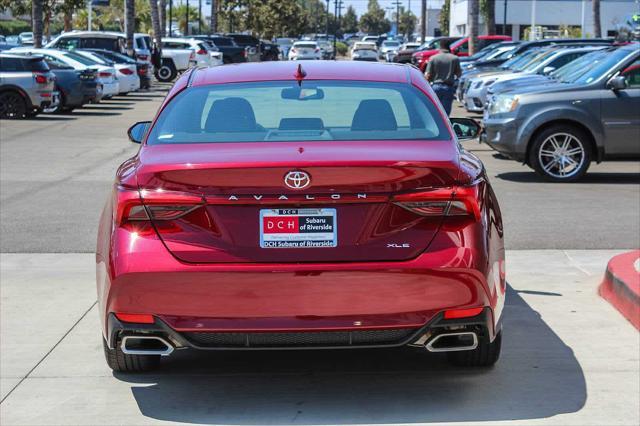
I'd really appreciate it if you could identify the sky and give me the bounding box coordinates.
[341,0,445,17]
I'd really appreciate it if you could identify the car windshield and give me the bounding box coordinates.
[62,51,99,66]
[147,81,450,144]
[500,49,542,70]
[550,50,608,82]
[520,49,558,72]
[568,48,635,85]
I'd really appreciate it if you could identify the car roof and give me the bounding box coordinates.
[56,31,122,39]
[190,61,411,87]
[0,52,43,59]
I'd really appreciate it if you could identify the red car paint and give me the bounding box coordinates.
[96,61,505,348]
[413,35,512,72]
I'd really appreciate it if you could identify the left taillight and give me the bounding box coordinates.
[115,186,204,226]
[196,48,207,55]
[392,185,481,220]
[99,71,111,78]
[33,72,48,84]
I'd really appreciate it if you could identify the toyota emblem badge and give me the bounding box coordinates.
[284,171,311,190]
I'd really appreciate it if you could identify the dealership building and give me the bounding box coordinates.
[449,0,639,40]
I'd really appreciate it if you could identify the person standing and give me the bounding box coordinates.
[425,39,461,116]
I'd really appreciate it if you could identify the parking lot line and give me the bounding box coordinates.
[1,251,637,425]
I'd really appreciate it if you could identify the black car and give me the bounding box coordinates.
[84,49,151,89]
[225,33,261,62]
[192,35,247,63]
[260,40,279,61]
[41,55,100,113]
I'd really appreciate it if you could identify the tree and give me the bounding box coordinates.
[359,0,390,34]
[398,8,417,38]
[149,0,161,41]
[439,0,450,36]
[209,0,216,33]
[125,0,135,53]
[253,0,306,38]
[159,0,166,36]
[58,0,85,32]
[593,0,601,37]
[32,0,43,48]
[481,0,495,35]
[468,0,479,54]
[341,5,358,34]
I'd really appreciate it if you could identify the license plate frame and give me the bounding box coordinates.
[259,208,337,249]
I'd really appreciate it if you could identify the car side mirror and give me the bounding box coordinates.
[542,66,555,75]
[127,121,151,144]
[607,75,628,91]
[450,117,481,140]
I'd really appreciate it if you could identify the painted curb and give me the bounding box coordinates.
[599,250,640,330]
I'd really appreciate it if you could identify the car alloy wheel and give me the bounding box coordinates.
[537,132,586,180]
[0,91,27,119]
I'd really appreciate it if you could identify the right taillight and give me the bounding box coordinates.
[115,186,204,226]
[34,73,48,84]
[392,185,481,220]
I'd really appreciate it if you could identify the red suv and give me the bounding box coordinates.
[97,61,505,372]
[413,35,512,72]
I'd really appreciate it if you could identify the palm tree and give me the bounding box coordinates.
[150,0,162,42]
[483,0,496,35]
[125,0,135,54]
[159,0,166,36]
[210,0,217,33]
[468,0,479,55]
[592,0,601,37]
[32,0,44,48]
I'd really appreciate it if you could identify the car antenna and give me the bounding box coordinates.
[294,63,306,86]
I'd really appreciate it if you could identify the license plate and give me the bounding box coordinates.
[260,208,337,248]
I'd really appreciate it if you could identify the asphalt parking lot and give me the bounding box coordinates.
[1,85,639,425]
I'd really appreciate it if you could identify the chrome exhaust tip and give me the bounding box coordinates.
[120,335,174,356]
[425,332,478,353]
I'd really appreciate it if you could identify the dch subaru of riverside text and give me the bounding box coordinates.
[96,61,506,372]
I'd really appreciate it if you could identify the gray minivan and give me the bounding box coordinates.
[483,44,640,182]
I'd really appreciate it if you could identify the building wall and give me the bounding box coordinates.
[449,0,639,39]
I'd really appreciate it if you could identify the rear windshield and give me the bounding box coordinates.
[62,51,98,66]
[0,56,49,71]
[212,37,234,46]
[294,43,317,49]
[147,81,449,144]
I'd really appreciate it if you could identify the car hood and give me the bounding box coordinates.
[497,81,583,97]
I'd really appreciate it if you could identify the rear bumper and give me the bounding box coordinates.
[97,226,506,343]
[105,307,498,351]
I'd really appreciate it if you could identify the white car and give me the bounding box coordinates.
[162,38,220,68]
[380,40,401,61]
[288,41,321,60]
[9,47,119,99]
[351,42,378,61]
[74,50,139,95]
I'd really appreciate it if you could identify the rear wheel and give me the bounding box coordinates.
[0,91,27,119]
[102,338,160,372]
[530,125,592,182]
[447,331,502,367]
[155,61,177,82]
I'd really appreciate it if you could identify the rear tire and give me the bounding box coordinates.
[0,90,27,119]
[102,338,160,372]
[155,61,177,82]
[447,331,502,367]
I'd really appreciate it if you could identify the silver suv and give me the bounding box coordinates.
[0,53,57,119]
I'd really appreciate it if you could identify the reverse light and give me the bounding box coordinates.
[443,307,484,320]
[115,313,155,324]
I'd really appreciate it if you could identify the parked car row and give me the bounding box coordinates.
[459,42,640,182]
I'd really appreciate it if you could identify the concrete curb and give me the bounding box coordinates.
[599,250,640,330]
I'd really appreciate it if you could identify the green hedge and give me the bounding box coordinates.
[0,20,31,36]
[336,41,348,56]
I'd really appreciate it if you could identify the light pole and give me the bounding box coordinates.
[169,0,173,36]
[198,0,202,34]
[325,0,330,36]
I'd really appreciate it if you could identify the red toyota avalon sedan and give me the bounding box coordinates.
[97,61,505,372]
